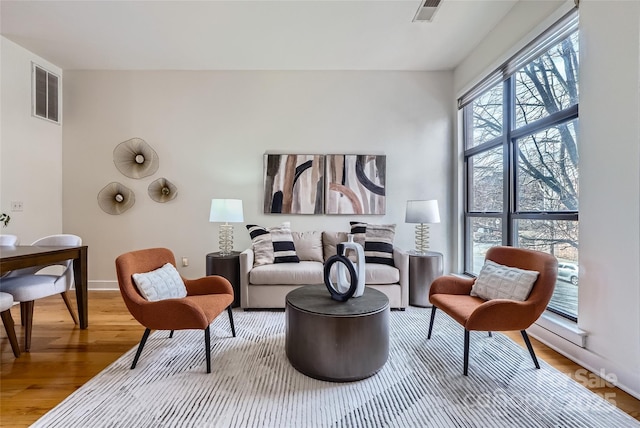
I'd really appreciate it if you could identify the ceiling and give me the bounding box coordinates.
[0,0,519,71]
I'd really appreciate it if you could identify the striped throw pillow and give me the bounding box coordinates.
[269,222,300,264]
[350,222,396,266]
[246,224,275,266]
[246,222,300,265]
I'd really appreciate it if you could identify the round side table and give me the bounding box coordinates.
[206,251,240,308]
[409,251,443,307]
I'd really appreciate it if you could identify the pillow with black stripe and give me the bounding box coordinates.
[350,222,396,266]
[364,224,396,266]
[246,224,275,266]
[269,222,300,263]
[349,221,367,248]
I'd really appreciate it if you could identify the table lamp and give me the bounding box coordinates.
[405,199,440,254]
[209,199,244,256]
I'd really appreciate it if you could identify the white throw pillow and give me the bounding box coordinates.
[470,260,539,301]
[132,263,187,301]
[292,231,324,262]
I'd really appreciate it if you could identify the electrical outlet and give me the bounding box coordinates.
[11,201,23,212]
[181,257,189,267]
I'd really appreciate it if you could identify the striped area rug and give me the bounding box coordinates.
[34,307,638,427]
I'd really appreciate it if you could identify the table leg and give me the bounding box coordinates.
[73,247,88,329]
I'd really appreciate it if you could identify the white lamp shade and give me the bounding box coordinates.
[209,199,244,223]
[405,200,440,224]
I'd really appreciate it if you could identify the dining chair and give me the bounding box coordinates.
[0,292,21,357]
[0,235,19,246]
[0,235,20,278]
[0,234,82,351]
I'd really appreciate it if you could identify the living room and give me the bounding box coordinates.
[1,0,639,425]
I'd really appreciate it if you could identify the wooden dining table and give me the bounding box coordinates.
[0,245,89,329]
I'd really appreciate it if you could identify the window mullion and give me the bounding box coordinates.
[503,78,513,247]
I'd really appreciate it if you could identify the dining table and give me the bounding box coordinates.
[0,245,89,329]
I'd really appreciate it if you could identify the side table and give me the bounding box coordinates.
[409,251,443,307]
[206,251,241,308]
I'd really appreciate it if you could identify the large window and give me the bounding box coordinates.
[461,11,579,320]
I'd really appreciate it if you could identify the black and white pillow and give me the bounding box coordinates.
[269,222,300,263]
[246,222,299,265]
[246,224,275,266]
[350,222,396,266]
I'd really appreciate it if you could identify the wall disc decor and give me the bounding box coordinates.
[97,182,135,215]
[148,177,177,203]
[113,138,159,179]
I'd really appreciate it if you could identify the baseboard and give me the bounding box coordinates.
[528,323,640,401]
[70,280,119,291]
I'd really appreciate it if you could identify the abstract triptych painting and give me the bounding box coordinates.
[263,154,386,215]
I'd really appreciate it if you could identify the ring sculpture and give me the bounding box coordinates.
[323,235,366,302]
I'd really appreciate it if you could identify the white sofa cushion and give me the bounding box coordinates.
[250,261,324,285]
[292,231,323,262]
[322,231,350,262]
[363,263,400,285]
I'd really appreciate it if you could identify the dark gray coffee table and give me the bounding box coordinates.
[285,285,389,382]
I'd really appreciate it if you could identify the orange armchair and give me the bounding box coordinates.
[427,246,557,376]
[115,248,236,373]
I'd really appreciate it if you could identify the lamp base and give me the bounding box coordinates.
[218,223,234,256]
[414,223,430,254]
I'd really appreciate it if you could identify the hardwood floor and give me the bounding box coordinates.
[1,291,639,426]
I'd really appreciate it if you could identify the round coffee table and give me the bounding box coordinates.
[285,285,389,382]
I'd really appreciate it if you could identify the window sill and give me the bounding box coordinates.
[534,311,587,348]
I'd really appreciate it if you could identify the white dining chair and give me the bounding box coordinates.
[0,234,82,351]
[0,234,19,246]
[0,234,20,278]
[0,292,20,357]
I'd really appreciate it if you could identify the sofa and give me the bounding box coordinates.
[240,230,409,309]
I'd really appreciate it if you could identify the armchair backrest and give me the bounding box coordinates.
[485,246,558,317]
[115,247,177,321]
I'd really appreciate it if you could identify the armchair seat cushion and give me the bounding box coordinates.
[430,294,486,326]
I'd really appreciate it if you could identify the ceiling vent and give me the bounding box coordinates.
[413,0,442,22]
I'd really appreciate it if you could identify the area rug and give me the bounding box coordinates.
[34,307,638,427]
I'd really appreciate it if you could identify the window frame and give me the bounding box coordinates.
[460,9,579,321]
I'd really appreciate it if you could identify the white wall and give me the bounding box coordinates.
[62,71,453,285]
[453,0,640,399]
[0,37,63,243]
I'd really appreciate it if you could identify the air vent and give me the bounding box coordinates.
[32,63,60,124]
[413,0,442,22]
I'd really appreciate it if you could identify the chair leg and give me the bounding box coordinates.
[21,301,34,352]
[205,326,211,374]
[1,309,21,357]
[131,328,151,370]
[488,331,492,337]
[169,330,174,338]
[521,330,540,369]
[60,292,79,325]
[463,329,470,376]
[227,306,236,337]
[427,306,437,339]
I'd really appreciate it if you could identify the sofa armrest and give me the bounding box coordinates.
[239,248,254,308]
[393,247,409,308]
